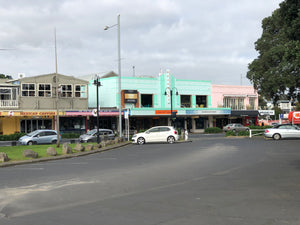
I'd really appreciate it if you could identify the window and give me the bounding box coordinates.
[249,98,256,109]
[22,84,35,97]
[38,84,51,97]
[141,94,153,107]
[61,85,72,97]
[196,95,207,108]
[181,95,191,108]
[223,97,245,110]
[75,85,87,98]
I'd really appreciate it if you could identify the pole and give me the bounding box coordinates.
[170,89,173,126]
[96,78,100,144]
[117,14,122,138]
[55,28,60,147]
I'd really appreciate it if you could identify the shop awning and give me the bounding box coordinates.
[231,110,259,117]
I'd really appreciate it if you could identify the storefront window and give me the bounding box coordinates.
[195,117,205,129]
[196,95,207,108]
[60,117,86,134]
[20,119,52,133]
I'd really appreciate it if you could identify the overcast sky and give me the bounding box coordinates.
[0,0,282,85]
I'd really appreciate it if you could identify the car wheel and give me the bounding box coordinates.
[167,136,175,144]
[27,141,33,145]
[137,137,145,145]
[52,140,57,144]
[246,128,250,132]
[273,133,281,140]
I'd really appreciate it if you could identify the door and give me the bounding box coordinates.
[144,127,160,142]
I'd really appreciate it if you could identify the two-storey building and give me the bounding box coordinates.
[211,84,259,127]
[88,71,231,133]
[0,73,89,135]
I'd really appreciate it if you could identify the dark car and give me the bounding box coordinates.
[18,129,61,145]
[79,129,115,143]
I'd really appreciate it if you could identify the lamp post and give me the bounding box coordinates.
[164,87,178,126]
[104,14,122,138]
[54,28,60,147]
[94,75,102,144]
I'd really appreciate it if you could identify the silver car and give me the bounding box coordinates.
[79,129,115,143]
[223,123,250,132]
[264,124,300,140]
[18,129,61,145]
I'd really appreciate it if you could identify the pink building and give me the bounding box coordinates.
[211,85,259,127]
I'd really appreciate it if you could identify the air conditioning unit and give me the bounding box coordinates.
[18,73,26,79]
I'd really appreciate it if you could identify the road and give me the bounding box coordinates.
[0,136,300,225]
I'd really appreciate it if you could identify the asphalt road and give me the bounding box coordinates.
[0,135,300,225]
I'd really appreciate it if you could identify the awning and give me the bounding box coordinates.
[231,110,259,117]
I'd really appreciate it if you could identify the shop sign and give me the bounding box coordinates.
[155,110,177,115]
[186,109,231,115]
[0,111,56,116]
[124,90,138,103]
[259,110,275,116]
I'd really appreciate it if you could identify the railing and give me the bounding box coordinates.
[249,129,265,138]
[0,100,19,108]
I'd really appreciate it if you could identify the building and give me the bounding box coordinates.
[89,71,231,133]
[211,84,259,127]
[0,73,89,135]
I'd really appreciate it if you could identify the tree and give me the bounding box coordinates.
[0,74,13,79]
[247,0,300,105]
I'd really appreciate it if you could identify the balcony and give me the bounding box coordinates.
[0,100,19,108]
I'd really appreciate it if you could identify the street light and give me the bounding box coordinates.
[164,87,179,126]
[104,14,122,138]
[94,75,102,144]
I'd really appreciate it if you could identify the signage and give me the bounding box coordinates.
[155,110,177,115]
[259,110,275,116]
[288,111,300,124]
[185,109,231,115]
[124,90,138,103]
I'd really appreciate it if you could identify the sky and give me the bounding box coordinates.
[0,0,283,85]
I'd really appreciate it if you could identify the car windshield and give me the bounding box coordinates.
[26,130,40,137]
[86,130,96,135]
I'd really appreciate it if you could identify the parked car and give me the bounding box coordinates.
[223,123,250,132]
[18,129,61,145]
[132,126,179,145]
[264,124,300,140]
[79,129,115,143]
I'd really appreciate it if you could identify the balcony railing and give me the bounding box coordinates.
[0,100,19,108]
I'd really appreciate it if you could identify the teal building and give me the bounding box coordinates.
[88,71,230,133]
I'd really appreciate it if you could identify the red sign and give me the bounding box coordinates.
[288,111,300,124]
[155,110,178,115]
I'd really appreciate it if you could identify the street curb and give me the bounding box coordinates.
[0,142,131,168]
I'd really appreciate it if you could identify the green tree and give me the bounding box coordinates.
[247,0,300,105]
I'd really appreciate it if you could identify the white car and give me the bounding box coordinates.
[132,126,179,145]
[264,124,300,140]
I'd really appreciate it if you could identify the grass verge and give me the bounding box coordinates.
[0,143,99,162]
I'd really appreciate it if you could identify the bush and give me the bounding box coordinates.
[205,127,223,133]
[225,131,236,136]
[61,133,80,138]
[237,131,250,136]
[0,132,26,141]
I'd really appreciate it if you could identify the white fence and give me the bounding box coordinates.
[249,129,265,138]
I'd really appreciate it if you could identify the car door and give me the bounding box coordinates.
[157,127,171,142]
[35,131,47,144]
[144,127,160,142]
[288,126,300,138]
